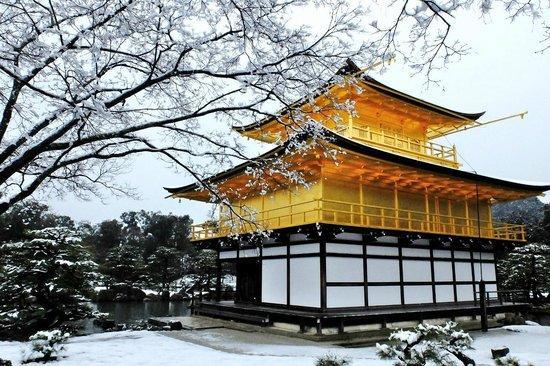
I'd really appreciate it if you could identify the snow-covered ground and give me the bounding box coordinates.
[1,324,549,366]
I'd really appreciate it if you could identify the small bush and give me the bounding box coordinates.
[495,356,534,366]
[377,322,475,366]
[315,353,351,366]
[23,329,70,363]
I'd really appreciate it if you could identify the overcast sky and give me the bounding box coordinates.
[47,9,550,224]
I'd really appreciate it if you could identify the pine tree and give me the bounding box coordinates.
[493,197,547,243]
[146,246,183,292]
[101,244,145,287]
[0,227,97,340]
[181,249,217,296]
[376,322,475,366]
[497,243,550,302]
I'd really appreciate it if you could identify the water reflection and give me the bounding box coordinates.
[81,301,191,334]
[93,301,190,323]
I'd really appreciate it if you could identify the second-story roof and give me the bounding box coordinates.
[233,59,485,134]
[165,127,550,202]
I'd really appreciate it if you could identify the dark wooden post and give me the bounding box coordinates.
[215,245,222,302]
[479,280,488,332]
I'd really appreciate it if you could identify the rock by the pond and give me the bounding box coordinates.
[0,358,13,366]
[491,347,510,359]
[169,321,183,330]
[170,293,185,301]
[93,318,116,330]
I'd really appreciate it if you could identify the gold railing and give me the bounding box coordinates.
[340,125,459,168]
[191,199,525,241]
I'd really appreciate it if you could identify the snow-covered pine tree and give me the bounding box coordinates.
[0,227,97,340]
[181,249,217,297]
[492,197,547,243]
[146,246,183,293]
[376,322,475,366]
[23,329,70,363]
[497,243,550,302]
[101,244,145,287]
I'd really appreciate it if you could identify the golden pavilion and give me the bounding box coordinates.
[165,60,549,335]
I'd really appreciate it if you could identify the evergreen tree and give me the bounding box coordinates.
[493,197,547,243]
[376,322,475,366]
[94,220,123,264]
[102,244,145,287]
[146,246,183,292]
[497,243,550,302]
[0,227,97,339]
[0,200,74,242]
[142,212,192,259]
[182,249,217,294]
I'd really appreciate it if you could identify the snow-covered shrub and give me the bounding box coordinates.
[315,353,351,366]
[0,227,97,339]
[494,356,534,366]
[23,330,70,363]
[376,322,475,366]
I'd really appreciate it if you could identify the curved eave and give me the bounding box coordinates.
[360,76,485,121]
[164,143,287,196]
[328,131,550,193]
[165,129,550,197]
[232,77,485,134]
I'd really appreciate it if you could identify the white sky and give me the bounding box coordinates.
[47,9,550,224]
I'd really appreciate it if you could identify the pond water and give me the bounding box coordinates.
[80,301,191,334]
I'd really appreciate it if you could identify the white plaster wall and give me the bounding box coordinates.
[335,232,363,241]
[327,257,363,282]
[367,245,398,256]
[433,249,452,258]
[456,284,475,301]
[262,246,287,256]
[474,262,497,281]
[454,262,473,281]
[473,251,495,260]
[326,243,363,254]
[402,248,430,257]
[434,261,454,282]
[376,236,398,244]
[367,258,400,282]
[290,243,319,254]
[219,250,237,259]
[290,257,320,308]
[436,285,455,302]
[454,250,471,259]
[368,286,401,306]
[289,233,308,242]
[402,260,431,282]
[404,285,433,304]
[240,248,260,258]
[261,259,287,304]
[327,286,364,308]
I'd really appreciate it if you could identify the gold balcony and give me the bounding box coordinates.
[339,125,459,168]
[190,199,525,242]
